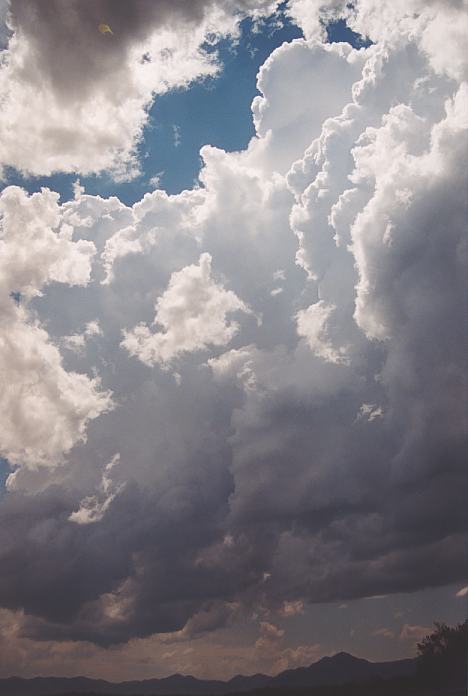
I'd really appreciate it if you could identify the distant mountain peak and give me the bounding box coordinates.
[324,651,369,663]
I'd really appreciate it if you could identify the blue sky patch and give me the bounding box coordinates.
[0,458,9,496]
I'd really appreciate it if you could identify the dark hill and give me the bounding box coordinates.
[0,653,415,696]
[270,651,415,689]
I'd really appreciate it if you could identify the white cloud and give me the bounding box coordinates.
[289,0,468,82]
[149,172,164,189]
[296,300,350,364]
[0,187,112,475]
[0,27,219,179]
[172,124,182,148]
[62,320,102,354]
[101,187,208,284]
[122,253,251,367]
[456,586,468,598]
[287,0,346,41]
[0,312,112,476]
[209,345,260,390]
[356,403,383,422]
[248,39,366,175]
[0,187,95,297]
[69,454,124,525]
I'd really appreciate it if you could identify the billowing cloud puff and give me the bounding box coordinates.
[0,187,112,473]
[296,300,349,364]
[122,252,252,366]
[0,318,111,473]
[289,0,468,82]
[0,186,95,296]
[0,0,466,676]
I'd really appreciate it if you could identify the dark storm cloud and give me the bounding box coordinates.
[0,459,240,645]
[0,487,132,624]
[2,356,467,647]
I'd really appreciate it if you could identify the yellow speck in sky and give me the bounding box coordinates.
[98,23,113,36]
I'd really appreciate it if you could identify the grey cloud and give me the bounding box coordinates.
[6,478,237,645]
[8,0,278,100]
[0,488,133,625]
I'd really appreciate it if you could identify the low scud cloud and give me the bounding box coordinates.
[0,0,467,679]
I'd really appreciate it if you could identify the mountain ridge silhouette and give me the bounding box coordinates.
[0,652,416,695]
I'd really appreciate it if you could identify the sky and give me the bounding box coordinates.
[0,0,467,682]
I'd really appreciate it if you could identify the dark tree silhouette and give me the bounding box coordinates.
[417,620,468,692]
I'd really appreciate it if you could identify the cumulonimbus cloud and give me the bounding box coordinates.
[0,0,466,672]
